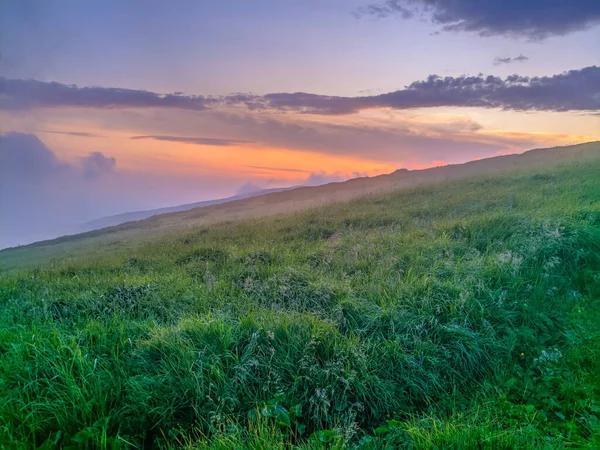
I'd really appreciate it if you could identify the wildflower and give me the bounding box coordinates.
[520,352,524,356]
[512,255,523,270]
[243,277,254,291]
[497,251,522,272]
[498,252,512,264]
[543,256,561,271]
[534,348,562,364]
[548,227,562,238]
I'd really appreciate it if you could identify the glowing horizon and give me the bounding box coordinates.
[1,0,598,248]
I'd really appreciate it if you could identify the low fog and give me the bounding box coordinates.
[0,133,349,249]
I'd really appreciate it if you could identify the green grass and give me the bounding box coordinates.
[0,160,599,449]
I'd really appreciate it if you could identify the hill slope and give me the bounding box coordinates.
[0,142,598,448]
[1,141,598,271]
[79,187,296,232]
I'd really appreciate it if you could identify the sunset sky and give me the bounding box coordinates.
[1,0,599,247]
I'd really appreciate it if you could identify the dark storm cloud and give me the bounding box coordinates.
[493,54,530,65]
[355,0,600,39]
[129,135,253,146]
[0,77,213,110]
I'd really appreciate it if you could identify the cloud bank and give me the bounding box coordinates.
[355,0,600,40]
[0,133,260,248]
[0,132,119,248]
[0,132,358,249]
[0,77,212,111]
[3,66,598,116]
[230,66,600,115]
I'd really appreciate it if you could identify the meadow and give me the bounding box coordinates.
[0,155,599,448]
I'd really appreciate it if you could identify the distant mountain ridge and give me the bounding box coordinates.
[80,186,296,232]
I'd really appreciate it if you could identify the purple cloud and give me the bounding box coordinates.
[129,135,253,146]
[355,0,600,40]
[80,152,116,179]
[2,66,598,116]
[41,130,105,138]
[226,66,600,114]
[0,78,212,111]
[493,54,530,65]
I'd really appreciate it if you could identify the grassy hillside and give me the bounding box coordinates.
[0,147,599,448]
[2,142,598,272]
[79,187,295,233]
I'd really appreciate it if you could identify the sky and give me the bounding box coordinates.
[1,0,599,248]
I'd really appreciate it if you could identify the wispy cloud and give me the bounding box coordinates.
[195,112,509,163]
[493,54,529,65]
[129,135,253,147]
[56,105,591,165]
[246,165,312,174]
[355,0,600,40]
[40,130,105,138]
[354,0,414,19]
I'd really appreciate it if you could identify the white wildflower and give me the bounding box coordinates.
[543,256,561,271]
[534,348,563,364]
[498,252,513,264]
